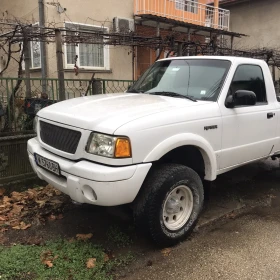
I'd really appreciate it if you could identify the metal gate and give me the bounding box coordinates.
[0,133,36,185]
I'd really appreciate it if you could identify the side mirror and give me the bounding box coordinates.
[225,90,257,108]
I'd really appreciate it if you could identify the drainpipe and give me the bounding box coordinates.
[214,0,219,29]
[39,0,47,93]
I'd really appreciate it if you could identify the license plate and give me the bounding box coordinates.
[34,153,60,176]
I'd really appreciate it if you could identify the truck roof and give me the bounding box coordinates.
[158,56,266,64]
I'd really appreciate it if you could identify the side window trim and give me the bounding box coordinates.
[226,64,268,107]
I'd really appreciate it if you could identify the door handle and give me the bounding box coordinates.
[267,112,275,119]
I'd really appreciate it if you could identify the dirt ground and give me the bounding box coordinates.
[1,158,280,279]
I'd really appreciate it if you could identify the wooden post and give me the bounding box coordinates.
[132,46,135,81]
[55,29,65,101]
[214,0,219,29]
[230,35,234,55]
[156,22,160,57]
[23,28,31,98]
[187,28,190,56]
[177,42,183,56]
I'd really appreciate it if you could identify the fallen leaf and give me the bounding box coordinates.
[26,189,38,200]
[11,191,23,202]
[0,227,8,233]
[54,189,62,196]
[104,254,109,262]
[41,250,54,268]
[9,219,21,227]
[68,238,75,243]
[2,196,11,205]
[76,233,93,241]
[50,199,63,205]
[0,184,67,233]
[161,248,171,257]
[147,260,153,266]
[43,260,53,268]
[12,225,21,230]
[11,204,24,215]
[0,216,6,221]
[21,223,31,230]
[12,221,31,230]
[47,213,64,221]
[86,258,96,269]
[0,188,5,196]
[48,214,56,221]
[35,199,46,208]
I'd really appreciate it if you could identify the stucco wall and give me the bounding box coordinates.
[224,0,280,49]
[222,0,280,80]
[0,0,134,80]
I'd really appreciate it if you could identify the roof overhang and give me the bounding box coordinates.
[219,0,252,6]
[135,14,247,38]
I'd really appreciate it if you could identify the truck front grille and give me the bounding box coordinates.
[40,121,81,154]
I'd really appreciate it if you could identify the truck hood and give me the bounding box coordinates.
[38,93,211,134]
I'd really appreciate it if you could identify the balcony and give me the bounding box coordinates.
[134,0,230,31]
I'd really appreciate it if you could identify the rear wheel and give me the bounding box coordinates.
[134,163,204,247]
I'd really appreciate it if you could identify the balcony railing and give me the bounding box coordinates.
[134,0,230,31]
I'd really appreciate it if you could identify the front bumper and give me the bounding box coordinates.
[27,138,151,206]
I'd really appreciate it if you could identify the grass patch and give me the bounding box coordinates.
[107,225,133,248]
[0,239,133,280]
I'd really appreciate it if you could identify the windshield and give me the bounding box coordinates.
[128,59,231,102]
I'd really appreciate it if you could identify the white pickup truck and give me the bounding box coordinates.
[27,56,279,246]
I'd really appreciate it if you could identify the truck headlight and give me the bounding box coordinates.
[33,116,38,135]
[86,133,131,158]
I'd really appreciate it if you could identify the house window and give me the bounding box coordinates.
[175,0,198,14]
[65,22,109,70]
[22,23,41,69]
[30,40,41,69]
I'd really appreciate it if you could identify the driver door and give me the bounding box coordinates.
[219,64,277,170]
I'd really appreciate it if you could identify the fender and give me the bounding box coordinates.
[143,133,217,181]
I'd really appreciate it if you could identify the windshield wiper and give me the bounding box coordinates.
[147,91,197,102]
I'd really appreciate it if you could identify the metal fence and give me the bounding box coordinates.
[0,77,133,133]
[0,77,133,185]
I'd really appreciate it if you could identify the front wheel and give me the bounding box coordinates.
[133,164,204,247]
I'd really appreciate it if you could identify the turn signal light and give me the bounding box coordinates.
[115,138,131,158]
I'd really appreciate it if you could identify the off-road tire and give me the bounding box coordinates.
[133,163,204,247]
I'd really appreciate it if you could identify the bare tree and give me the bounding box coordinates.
[0,24,25,132]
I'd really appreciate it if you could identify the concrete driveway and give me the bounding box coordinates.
[122,205,280,280]
[119,158,280,280]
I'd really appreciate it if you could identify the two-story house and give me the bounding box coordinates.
[0,0,237,81]
[219,0,280,80]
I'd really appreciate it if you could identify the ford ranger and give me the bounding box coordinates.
[27,56,279,246]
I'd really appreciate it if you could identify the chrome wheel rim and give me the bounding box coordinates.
[163,185,194,231]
